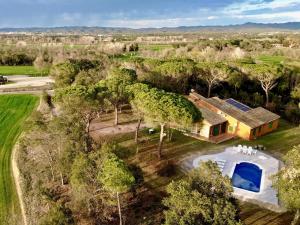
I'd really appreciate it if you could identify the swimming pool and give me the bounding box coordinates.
[232,162,262,193]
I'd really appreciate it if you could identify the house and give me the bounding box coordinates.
[188,90,280,143]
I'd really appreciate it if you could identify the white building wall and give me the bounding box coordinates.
[199,122,211,138]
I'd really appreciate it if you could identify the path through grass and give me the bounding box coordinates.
[0,94,38,224]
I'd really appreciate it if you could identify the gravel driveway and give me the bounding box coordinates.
[0,75,53,89]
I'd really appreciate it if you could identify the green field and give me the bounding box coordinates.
[140,44,174,51]
[256,55,286,65]
[0,66,49,76]
[0,95,39,224]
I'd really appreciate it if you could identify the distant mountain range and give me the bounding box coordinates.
[1,22,300,34]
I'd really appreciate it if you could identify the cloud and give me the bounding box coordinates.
[225,0,300,14]
[0,0,300,28]
[207,16,218,20]
[232,10,300,21]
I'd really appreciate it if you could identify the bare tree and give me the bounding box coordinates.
[197,62,228,97]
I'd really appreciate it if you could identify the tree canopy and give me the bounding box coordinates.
[273,145,300,225]
[196,62,229,97]
[163,161,242,225]
[97,67,137,125]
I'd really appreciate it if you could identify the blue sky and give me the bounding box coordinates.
[1,0,300,28]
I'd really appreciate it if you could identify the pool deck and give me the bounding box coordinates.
[180,147,282,211]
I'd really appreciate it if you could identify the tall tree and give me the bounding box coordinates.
[55,85,104,151]
[242,63,280,107]
[97,67,137,126]
[34,50,52,75]
[273,145,300,225]
[99,153,135,225]
[227,70,245,95]
[155,59,196,93]
[163,161,242,225]
[129,85,201,159]
[127,83,150,144]
[50,61,79,88]
[197,62,228,97]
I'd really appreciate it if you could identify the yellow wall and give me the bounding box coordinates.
[249,119,279,140]
[189,95,279,140]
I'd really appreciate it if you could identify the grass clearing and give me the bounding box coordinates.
[0,94,38,224]
[0,66,49,76]
[256,55,286,65]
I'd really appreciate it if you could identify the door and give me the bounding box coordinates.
[213,126,220,136]
[221,122,227,134]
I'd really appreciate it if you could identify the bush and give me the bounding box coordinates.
[39,204,74,225]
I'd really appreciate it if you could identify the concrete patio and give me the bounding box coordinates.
[181,147,282,211]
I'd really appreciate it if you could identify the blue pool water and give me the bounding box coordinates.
[232,162,262,193]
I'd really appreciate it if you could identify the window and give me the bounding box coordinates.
[253,128,257,136]
[258,126,262,133]
[268,122,273,129]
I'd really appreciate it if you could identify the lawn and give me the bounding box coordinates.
[103,112,300,225]
[0,66,49,76]
[0,94,39,224]
[256,55,286,65]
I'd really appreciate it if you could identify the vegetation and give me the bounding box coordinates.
[97,67,137,125]
[0,94,38,224]
[129,83,202,159]
[163,161,242,225]
[99,152,135,225]
[2,31,300,225]
[0,66,49,76]
[273,145,300,225]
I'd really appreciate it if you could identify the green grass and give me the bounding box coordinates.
[0,66,49,76]
[140,44,174,51]
[0,95,39,224]
[256,55,286,65]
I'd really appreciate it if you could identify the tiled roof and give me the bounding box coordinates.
[246,107,280,125]
[189,92,280,128]
[188,94,227,125]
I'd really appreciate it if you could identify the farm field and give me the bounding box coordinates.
[0,94,38,224]
[0,66,49,76]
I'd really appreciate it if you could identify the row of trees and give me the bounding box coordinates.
[19,94,140,224]
[26,63,201,224]
[54,65,202,159]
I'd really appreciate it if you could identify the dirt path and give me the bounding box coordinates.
[12,143,28,225]
[0,75,53,90]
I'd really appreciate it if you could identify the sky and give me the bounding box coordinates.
[1,0,300,28]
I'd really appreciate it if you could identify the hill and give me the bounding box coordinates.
[0,22,300,34]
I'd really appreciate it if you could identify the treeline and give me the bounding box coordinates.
[121,57,300,124]
[50,55,300,124]
[0,49,35,65]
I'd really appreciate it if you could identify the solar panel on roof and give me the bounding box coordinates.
[226,98,251,112]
